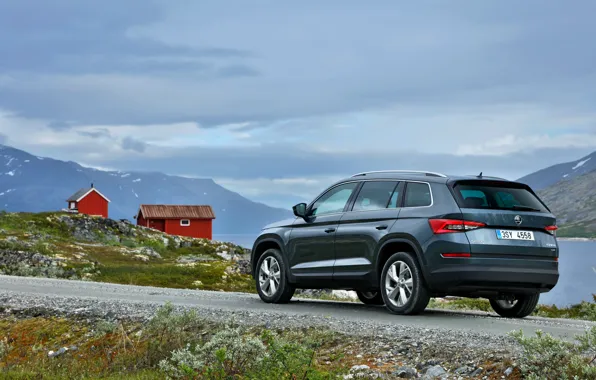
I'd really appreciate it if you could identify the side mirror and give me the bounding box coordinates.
[292,202,308,218]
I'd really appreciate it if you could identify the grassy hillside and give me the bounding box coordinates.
[537,169,596,238]
[0,211,254,292]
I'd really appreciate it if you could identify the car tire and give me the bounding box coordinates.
[489,294,539,318]
[255,248,295,304]
[356,290,384,305]
[380,252,430,315]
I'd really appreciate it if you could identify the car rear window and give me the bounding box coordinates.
[452,181,548,212]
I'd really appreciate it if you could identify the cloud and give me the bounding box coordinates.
[0,132,6,145]
[216,64,260,78]
[47,121,72,131]
[1,1,596,128]
[121,136,147,153]
[77,128,112,139]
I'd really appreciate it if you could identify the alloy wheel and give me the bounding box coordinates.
[384,260,413,307]
[495,299,518,309]
[258,256,281,297]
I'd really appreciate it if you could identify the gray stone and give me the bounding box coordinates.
[48,347,68,358]
[139,247,161,259]
[350,364,370,372]
[470,368,483,377]
[394,366,417,378]
[424,365,447,378]
[455,366,471,374]
[504,367,513,377]
[176,255,216,264]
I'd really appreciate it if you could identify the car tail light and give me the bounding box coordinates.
[441,253,471,258]
[545,225,558,236]
[428,219,486,234]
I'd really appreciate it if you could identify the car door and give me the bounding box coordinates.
[333,180,402,286]
[287,181,360,285]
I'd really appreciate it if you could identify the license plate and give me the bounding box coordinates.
[496,229,534,240]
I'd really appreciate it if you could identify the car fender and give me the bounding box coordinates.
[251,234,287,277]
[377,234,431,284]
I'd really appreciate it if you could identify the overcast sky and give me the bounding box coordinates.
[1,0,596,207]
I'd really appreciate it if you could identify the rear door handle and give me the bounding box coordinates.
[375,225,388,230]
[324,228,336,233]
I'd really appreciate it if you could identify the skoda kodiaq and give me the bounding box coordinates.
[250,170,559,318]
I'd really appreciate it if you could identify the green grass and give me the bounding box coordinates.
[94,261,254,292]
[0,211,73,240]
[428,295,596,321]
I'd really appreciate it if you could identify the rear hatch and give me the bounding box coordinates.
[448,179,558,259]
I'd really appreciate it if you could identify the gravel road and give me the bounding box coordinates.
[0,275,593,359]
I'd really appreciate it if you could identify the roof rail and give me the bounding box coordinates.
[351,170,447,178]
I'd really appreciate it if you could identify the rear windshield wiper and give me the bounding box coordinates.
[509,205,541,212]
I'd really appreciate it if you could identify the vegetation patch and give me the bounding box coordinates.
[0,212,254,293]
[427,295,596,321]
[510,326,596,379]
[0,304,354,379]
[0,303,594,379]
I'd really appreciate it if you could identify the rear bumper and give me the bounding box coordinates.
[427,263,559,298]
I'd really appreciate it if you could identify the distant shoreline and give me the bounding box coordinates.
[558,237,596,242]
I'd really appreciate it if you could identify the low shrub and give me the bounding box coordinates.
[510,326,596,379]
[159,326,338,379]
[159,327,267,379]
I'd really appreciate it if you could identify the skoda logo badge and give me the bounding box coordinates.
[514,215,522,225]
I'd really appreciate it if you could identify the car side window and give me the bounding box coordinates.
[403,182,432,207]
[310,182,358,216]
[387,185,401,208]
[352,181,399,211]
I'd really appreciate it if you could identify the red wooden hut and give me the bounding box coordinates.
[135,205,215,239]
[66,184,110,218]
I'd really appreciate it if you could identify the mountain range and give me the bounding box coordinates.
[516,151,596,190]
[2,143,596,237]
[0,144,292,234]
[515,150,596,238]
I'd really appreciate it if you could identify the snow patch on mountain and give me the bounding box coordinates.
[572,157,591,170]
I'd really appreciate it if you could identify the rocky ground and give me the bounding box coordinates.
[0,289,519,379]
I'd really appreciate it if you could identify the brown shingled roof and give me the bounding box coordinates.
[139,205,215,219]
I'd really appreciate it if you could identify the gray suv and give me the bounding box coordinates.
[250,170,559,318]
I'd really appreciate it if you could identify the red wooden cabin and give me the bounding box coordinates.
[135,205,215,239]
[66,184,110,218]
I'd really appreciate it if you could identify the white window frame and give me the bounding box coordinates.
[69,202,76,210]
[180,219,191,226]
